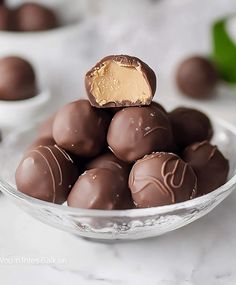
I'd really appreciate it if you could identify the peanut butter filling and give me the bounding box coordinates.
[89,60,152,106]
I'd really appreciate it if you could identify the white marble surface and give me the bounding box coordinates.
[1,0,236,284]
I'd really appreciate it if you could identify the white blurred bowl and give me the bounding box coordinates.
[0,90,51,130]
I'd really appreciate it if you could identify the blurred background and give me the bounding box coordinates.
[1,0,236,123]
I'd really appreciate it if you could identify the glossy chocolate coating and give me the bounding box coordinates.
[107,106,173,162]
[0,56,37,101]
[169,107,213,149]
[68,168,128,210]
[37,115,55,138]
[16,145,79,204]
[28,136,55,150]
[129,152,197,208]
[176,56,218,99]
[53,100,111,157]
[15,3,58,32]
[85,55,156,108]
[182,141,229,195]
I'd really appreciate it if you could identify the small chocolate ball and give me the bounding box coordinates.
[182,141,229,195]
[0,6,14,31]
[85,55,156,108]
[129,152,197,208]
[169,107,213,149]
[28,136,55,150]
[15,3,58,32]
[0,56,37,101]
[86,152,130,176]
[37,115,55,138]
[107,106,173,162]
[53,100,111,157]
[16,145,79,204]
[67,168,128,210]
[176,56,218,99]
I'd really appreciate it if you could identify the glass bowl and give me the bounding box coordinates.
[0,117,235,241]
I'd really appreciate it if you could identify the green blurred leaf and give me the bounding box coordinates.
[212,17,236,83]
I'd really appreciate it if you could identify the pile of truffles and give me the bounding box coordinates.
[0,56,37,101]
[15,55,229,210]
[0,1,58,32]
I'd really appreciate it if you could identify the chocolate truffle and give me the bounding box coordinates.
[107,106,173,162]
[182,141,229,195]
[176,56,218,99]
[0,56,37,101]
[16,145,79,204]
[28,136,55,150]
[86,152,130,176]
[68,168,128,210]
[0,6,14,30]
[37,115,55,138]
[85,55,156,108]
[53,100,111,157]
[15,3,58,32]
[129,152,197,208]
[169,107,213,149]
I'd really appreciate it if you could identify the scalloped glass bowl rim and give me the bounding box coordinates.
[0,117,235,218]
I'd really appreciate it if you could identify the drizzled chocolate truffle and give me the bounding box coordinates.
[182,141,229,195]
[176,56,218,99]
[169,107,213,149]
[68,168,128,210]
[16,145,79,204]
[53,100,111,157]
[15,3,58,32]
[0,56,37,100]
[129,152,197,208]
[85,55,156,108]
[107,106,173,162]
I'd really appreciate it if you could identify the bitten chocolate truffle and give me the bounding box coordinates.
[107,106,173,162]
[15,3,58,32]
[182,141,229,195]
[176,56,218,99]
[0,56,37,100]
[85,55,156,108]
[129,152,197,208]
[68,168,128,210]
[16,145,79,204]
[37,115,55,138]
[53,100,111,157]
[169,107,213,149]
